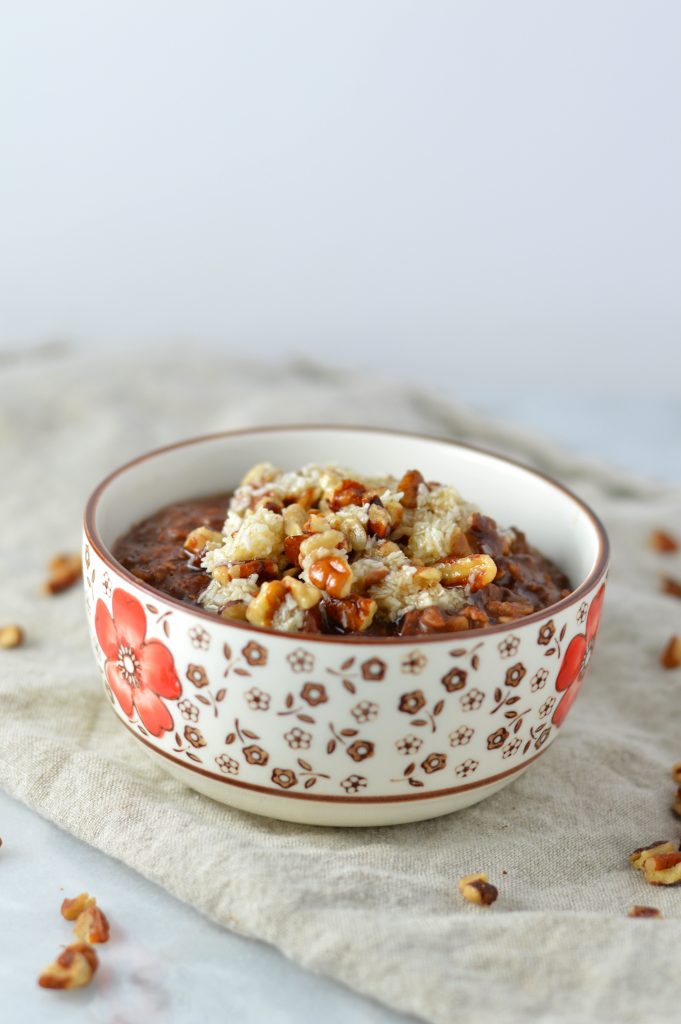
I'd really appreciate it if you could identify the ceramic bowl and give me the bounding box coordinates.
[83,426,609,826]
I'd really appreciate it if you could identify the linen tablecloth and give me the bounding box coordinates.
[1,348,680,1024]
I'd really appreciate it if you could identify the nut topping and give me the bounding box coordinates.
[650,529,679,552]
[642,852,681,885]
[323,595,377,632]
[661,575,681,599]
[628,905,662,918]
[183,526,224,554]
[439,554,497,592]
[397,469,424,509]
[43,553,82,595]
[213,559,279,583]
[282,503,308,537]
[308,556,353,599]
[458,872,498,906]
[178,461,571,634]
[367,502,392,539]
[61,893,95,921]
[328,479,366,511]
[629,840,675,870]
[660,635,681,669]
[0,624,24,649]
[38,943,99,990]
[73,905,110,944]
[245,580,288,628]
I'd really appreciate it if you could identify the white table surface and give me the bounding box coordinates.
[1,395,677,1023]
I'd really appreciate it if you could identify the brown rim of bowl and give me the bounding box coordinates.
[83,425,610,646]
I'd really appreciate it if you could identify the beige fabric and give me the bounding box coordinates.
[1,348,680,1024]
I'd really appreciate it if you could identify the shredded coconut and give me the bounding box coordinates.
[193,462,488,632]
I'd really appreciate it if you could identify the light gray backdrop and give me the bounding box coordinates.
[1,1,679,404]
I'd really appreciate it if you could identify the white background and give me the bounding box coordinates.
[1,1,680,403]
[1,4,680,1022]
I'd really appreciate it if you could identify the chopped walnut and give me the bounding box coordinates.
[661,575,681,599]
[191,461,559,634]
[628,905,663,918]
[282,503,308,537]
[61,892,95,921]
[246,577,321,628]
[43,553,82,595]
[73,905,110,944]
[398,469,424,509]
[308,556,353,599]
[439,554,497,592]
[213,558,279,583]
[642,852,681,885]
[328,479,366,511]
[38,943,98,990]
[660,635,681,669]
[458,872,498,906]
[183,526,223,554]
[323,594,377,632]
[650,529,679,553]
[629,840,676,870]
[0,624,24,649]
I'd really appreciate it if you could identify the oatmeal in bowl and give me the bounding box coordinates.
[84,426,609,826]
[114,462,571,638]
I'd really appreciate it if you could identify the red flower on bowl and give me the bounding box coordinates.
[552,586,605,727]
[95,589,181,736]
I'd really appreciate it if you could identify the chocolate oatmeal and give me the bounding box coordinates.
[113,463,571,637]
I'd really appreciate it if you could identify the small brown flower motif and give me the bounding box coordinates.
[487,727,509,750]
[505,663,526,688]
[284,727,312,749]
[534,726,551,750]
[244,687,271,711]
[498,635,520,659]
[361,657,387,681]
[300,682,328,706]
[271,767,298,789]
[530,668,549,692]
[460,688,484,712]
[242,641,267,666]
[102,572,112,596]
[346,739,375,762]
[577,602,588,624]
[441,667,467,692]
[537,620,556,646]
[178,698,198,722]
[401,651,427,674]
[398,690,426,714]
[287,647,314,673]
[539,697,556,719]
[84,544,90,569]
[396,734,423,755]
[341,774,368,794]
[243,744,269,766]
[455,758,479,778]
[351,700,379,724]
[421,752,447,774]
[215,754,239,775]
[188,626,210,650]
[186,664,209,688]
[184,725,206,748]
[502,738,522,758]
[449,725,474,747]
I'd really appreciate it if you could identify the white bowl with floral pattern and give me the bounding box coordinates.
[83,427,609,826]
